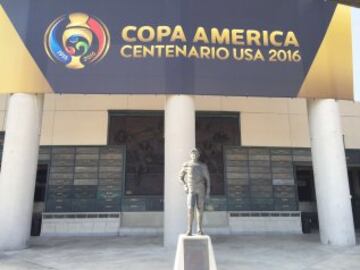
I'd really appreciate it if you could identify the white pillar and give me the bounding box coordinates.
[0,93,44,251]
[164,95,195,247]
[307,99,356,246]
[352,7,360,102]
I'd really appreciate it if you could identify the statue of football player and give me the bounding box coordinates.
[179,148,210,236]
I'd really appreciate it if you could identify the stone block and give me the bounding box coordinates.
[39,153,51,161]
[99,166,123,173]
[121,212,163,227]
[74,179,98,185]
[225,160,248,167]
[249,166,271,173]
[52,147,75,154]
[71,199,97,212]
[272,179,294,185]
[292,155,312,162]
[225,166,248,173]
[98,178,123,185]
[272,172,294,179]
[224,148,247,155]
[76,159,99,166]
[100,146,124,154]
[174,235,217,270]
[45,199,72,212]
[249,172,271,179]
[226,173,249,179]
[100,153,123,160]
[203,212,228,227]
[270,148,292,155]
[248,154,270,161]
[227,178,249,185]
[99,171,123,179]
[97,185,122,192]
[50,166,74,173]
[76,147,100,154]
[250,179,272,186]
[39,147,51,154]
[274,186,296,198]
[75,166,98,173]
[249,160,270,167]
[292,149,311,156]
[99,159,124,166]
[51,159,75,167]
[52,154,75,161]
[226,154,248,161]
[97,201,121,212]
[271,161,293,168]
[271,155,292,161]
[249,148,269,155]
[272,166,293,173]
[76,154,99,160]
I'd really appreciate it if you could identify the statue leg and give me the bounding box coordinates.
[185,193,194,236]
[186,208,194,236]
[196,193,205,235]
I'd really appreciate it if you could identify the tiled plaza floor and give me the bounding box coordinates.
[0,234,359,269]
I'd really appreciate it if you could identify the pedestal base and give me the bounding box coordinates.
[173,234,217,270]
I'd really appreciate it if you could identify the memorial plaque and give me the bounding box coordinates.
[184,238,209,270]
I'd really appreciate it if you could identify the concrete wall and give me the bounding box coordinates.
[0,94,359,148]
[41,211,301,236]
[0,95,8,131]
[338,100,360,149]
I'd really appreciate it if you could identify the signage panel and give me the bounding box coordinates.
[0,0,353,99]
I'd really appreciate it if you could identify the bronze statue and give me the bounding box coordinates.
[179,148,210,235]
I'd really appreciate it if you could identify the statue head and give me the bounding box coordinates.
[190,148,200,161]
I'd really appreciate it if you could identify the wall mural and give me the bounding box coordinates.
[109,113,164,195]
[196,114,240,195]
[109,112,240,196]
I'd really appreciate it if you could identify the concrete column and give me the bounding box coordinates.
[164,95,195,247]
[307,99,356,246]
[352,7,360,102]
[0,93,44,251]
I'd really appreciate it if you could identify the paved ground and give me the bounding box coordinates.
[0,234,359,270]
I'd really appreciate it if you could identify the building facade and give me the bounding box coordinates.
[0,95,358,247]
[0,0,359,251]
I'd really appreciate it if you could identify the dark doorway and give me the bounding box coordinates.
[31,164,48,236]
[296,166,316,203]
[348,168,360,229]
[296,165,360,233]
[295,166,318,233]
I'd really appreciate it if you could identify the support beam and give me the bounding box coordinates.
[164,95,195,247]
[307,99,356,246]
[0,93,44,251]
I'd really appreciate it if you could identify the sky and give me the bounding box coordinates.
[353,7,360,102]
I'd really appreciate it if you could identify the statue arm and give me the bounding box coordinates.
[179,165,186,184]
[179,164,188,192]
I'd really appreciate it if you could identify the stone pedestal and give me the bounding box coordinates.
[174,235,217,270]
